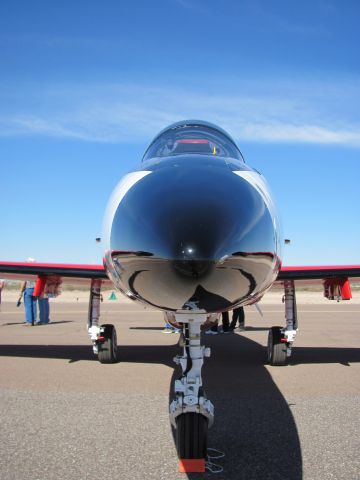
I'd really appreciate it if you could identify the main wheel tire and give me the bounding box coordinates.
[268,326,287,366]
[176,413,208,459]
[98,324,118,364]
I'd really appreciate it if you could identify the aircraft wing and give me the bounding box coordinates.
[0,261,110,286]
[2,261,360,286]
[277,264,360,300]
[278,264,360,281]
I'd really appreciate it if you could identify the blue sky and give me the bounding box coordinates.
[0,0,359,265]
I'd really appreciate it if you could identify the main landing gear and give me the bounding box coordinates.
[170,313,214,473]
[267,280,298,366]
[87,279,118,363]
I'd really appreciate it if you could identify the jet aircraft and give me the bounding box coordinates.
[1,120,360,473]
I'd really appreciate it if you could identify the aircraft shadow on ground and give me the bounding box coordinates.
[0,343,179,363]
[0,335,304,479]
[1,336,360,479]
[169,333,303,480]
[0,340,359,366]
[289,347,360,366]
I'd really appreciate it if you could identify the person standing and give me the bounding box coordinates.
[18,280,37,325]
[206,311,231,334]
[37,296,50,324]
[204,312,220,335]
[230,306,245,331]
[220,311,231,333]
[33,275,51,325]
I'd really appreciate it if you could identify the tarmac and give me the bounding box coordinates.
[0,293,359,480]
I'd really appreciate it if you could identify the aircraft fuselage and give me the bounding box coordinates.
[104,121,282,312]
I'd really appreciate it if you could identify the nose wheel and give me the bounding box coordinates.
[176,412,208,459]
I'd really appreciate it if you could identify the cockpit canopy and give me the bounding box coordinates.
[143,120,244,161]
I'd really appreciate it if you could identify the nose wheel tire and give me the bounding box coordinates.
[267,326,287,366]
[98,324,118,364]
[176,413,208,460]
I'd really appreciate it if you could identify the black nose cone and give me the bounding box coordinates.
[107,157,279,311]
[111,159,274,259]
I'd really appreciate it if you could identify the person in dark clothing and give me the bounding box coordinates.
[207,311,230,334]
[220,311,230,333]
[229,306,245,331]
[205,313,222,335]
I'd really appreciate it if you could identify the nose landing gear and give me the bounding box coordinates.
[169,313,214,473]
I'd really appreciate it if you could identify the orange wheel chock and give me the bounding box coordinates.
[178,458,205,473]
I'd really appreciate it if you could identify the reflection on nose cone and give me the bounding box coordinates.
[105,158,280,312]
[172,258,213,279]
[183,284,233,311]
[106,252,278,312]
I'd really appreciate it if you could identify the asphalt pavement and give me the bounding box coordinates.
[0,298,359,480]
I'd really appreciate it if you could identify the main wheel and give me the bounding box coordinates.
[176,413,208,459]
[267,326,287,366]
[98,324,118,364]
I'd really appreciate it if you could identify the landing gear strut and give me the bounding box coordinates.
[87,279,118,363]
[267,280,298,366]
[170,313,214,472]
